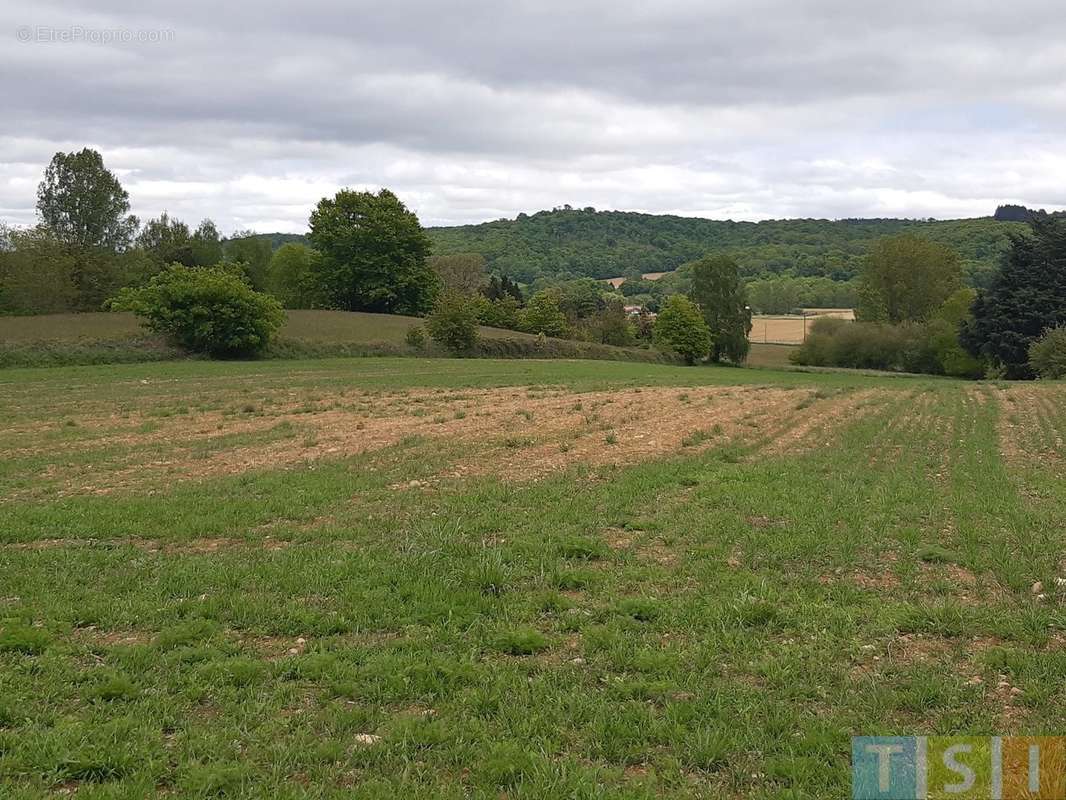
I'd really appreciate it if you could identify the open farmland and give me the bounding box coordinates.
[1,358,1064,798]
[749,310,856,345]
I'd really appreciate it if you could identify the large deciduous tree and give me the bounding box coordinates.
[36,148,138,251]
[429,253,486,295]
[308,189,436,315]
[961,217,1066,379]
[654,294,711,365]
[137,212,194,267]
[856,235,962,323]
[267,243,318,308]
[688,254,752,363]
[223,231,273,291]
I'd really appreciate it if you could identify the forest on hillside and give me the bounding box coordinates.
[425,208,1025,289]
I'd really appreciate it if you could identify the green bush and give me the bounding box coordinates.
[404,324,427,350]
[426,290,479,354]
[1029,326,1066,379]
[518,289,570,338]
[110,264,284,357]
[477,296,522,330]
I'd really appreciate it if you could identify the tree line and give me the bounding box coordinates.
[427,206,1024,289]
[2,148,1063,377]
[793,225,1066,379]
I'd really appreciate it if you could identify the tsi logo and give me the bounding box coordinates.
[852,736,1066,799]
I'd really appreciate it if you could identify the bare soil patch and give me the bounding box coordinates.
[16,383,888,495]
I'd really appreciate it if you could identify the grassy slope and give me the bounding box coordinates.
[0,358,1063,798]
[0,311,795,370]
[0,310,534,344]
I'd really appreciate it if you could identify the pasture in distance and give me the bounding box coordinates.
[1,357,1064,798]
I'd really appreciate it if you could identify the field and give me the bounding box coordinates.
[0,311,797,369]
[750,310,856,345]
[1,358,1064,798]
[0,311,537,345]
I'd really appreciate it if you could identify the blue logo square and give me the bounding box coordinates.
[852,736,920,799]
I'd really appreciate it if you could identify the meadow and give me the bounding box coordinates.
[0,311,796,369]
[0,357,1063,798]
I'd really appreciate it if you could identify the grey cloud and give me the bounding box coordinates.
[2,0,1065,231]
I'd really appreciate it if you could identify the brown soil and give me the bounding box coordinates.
[11,383,888,496]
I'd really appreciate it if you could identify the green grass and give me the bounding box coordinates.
[0,358,1062,798]
[0,310,794,370]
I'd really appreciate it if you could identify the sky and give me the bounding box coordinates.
[3,0,1066,233]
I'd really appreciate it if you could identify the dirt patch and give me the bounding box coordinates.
[16,383,890,495]
[851,569,901,591]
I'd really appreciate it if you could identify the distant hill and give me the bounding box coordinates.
[224,231,309,249]
[426,208,1026,288]
[237,207,1029,289]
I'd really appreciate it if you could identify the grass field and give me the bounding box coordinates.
[0,311,536,345]
[1,358,1063,798]
[0,311,797,370]
[750,310,856,345]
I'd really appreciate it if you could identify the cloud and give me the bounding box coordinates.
[2,0,1065,232]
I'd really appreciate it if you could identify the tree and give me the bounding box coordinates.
[518,288,570,338]
[857,235,962,323]
[111,264,284,357]
[426,290,479,354]
[556,278,606,322]
[688,254,752,363]
[267,243,318,308]
[429,253,486,295]
[137,213,194,267]
[1029,326,1066,379]
[36,148,138,251]
[223,232,273,290]
[962,218,1066,378]
[308,189,436,315]
[928,288,984,378]
[190,220,224,266]
[482,274,523,303]
[477,296,521,330]
[594,298,635,347]
[654,295,711,365]
[0,227,80,313]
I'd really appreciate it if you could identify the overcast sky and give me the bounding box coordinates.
[3,1,1066,233]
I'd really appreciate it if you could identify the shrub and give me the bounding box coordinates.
[654,295,711,365]
[404,324,427,350]
[111,264,284,357]
[793,319,931,373]
[1029,325,1066,379]
[477,296,522,331]
[426,290,479,354]
[519,289,570,338]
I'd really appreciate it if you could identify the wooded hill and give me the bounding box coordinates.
[234,208,1028,289]
[426,208,1025,288]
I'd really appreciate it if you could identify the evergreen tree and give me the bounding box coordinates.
[961,218,1066,378]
